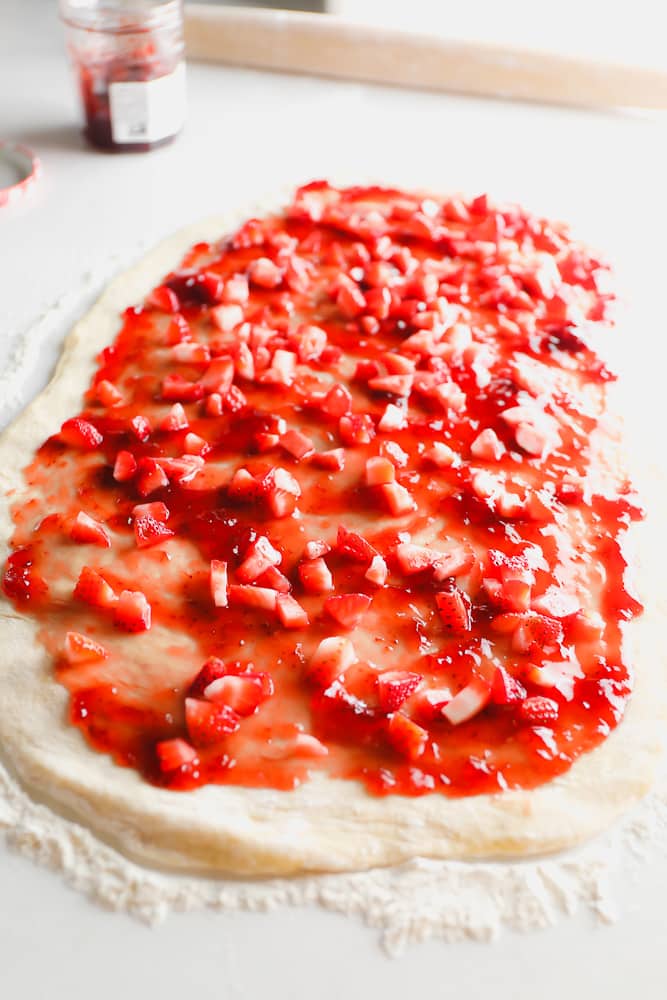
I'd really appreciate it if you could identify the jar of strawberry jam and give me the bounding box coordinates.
[60,0,186,152]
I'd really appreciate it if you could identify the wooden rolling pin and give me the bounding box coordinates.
[184,3,667,109]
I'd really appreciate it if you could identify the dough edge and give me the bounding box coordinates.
[0,202,663,878]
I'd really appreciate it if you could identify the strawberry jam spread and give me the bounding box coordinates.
[3,182,643,798]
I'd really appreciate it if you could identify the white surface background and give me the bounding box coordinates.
[1,1,667,996]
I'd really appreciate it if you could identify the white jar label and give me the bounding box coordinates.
[109,62,186,144]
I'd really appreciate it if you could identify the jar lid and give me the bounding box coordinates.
[0,142,41,209]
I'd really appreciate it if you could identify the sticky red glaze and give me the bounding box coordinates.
[2,182,643,798]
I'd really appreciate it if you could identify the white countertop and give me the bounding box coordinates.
[2,2,666,996]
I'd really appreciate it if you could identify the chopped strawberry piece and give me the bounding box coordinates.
[365,456,395,486]
[261,349,297,387]
[160,402,189,432]
[532,587,580,618]
[161,374,205,402]
[171,341,211,364]
[185,697,240,747]
[183,432,209,456]
[96,379,124,407]
[63,631,108,665]
[59,417,103,450]
[222,274,249,304]
[136,458,169,497]
[336,526,376,563]
[129,414,152,442]
[307,636,357,687]
[280,429,315,460]
[113,450,137,482]
[156,738,199,772]
[441,676,491,725]
[204,674,268,716]
[148,285,180,313]
[378,403,406,432]
[200,357,235,394]
[265,466,301,518]
[377,671,422,713]
[298,557,333,594]
[154,455,203,484]
[471,427,505,461]
[236,536,282,583]
[368,374,413,397]
[188,656,228,697]
[276,593,310,628]
[228,584,278,612]
[386,713,428,760]
[379,481,416,516]
[248,257,283,288]
[436,586,472,632]
[114,590,151,632]
[336,280,366,318]
[256,565,291,593]
[365,554,388,586]
[133,502,174,548]
[321,383,353,418]
[432,546,474,581]
[74,567,117,609]
[423,442,457,467]
[312,448,345,471]
[395,542,435,575]
[490,665,527,704]
[339,413,375,446]
[324,592,372,629]
[210,560,229,607]
[69,511,111,548]
[412,687,454,723]
[304,539,331,560]
[211,303,244,333]
[519,695,560,723]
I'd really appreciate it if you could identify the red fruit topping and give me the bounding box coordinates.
[69,511,111,548]
[304,539,331,560]
[161,374,205,402]
[436,586,472,632]
[519,696,560,723]
[377,671,422,713]
[114,590,151,632]
[336,526,376,563]
[211,303,244,333]
[156,738,199,772]
[236,536,281,583]
[312,448,345,471]
[365,456,396,486]
[133,504,174,549]
[96,379,124,407]
[200,357,235,394]
[307,636,357,687]
[74,567,117,609]
[298,557,333,594]
[59,418,103,450]
[276,593,310,628]
[205,673,270,717]
[395,542,435,575]
[248,257,283,288]
[188,656,228,697]
[63,631,108,666]
[148,285,180,313]
[380,481,416,516]
[324,592,372,629]
[280,429,315,460]
[228,585,278,612]
[160,402,189,432]
[386,713,428,760]
[490,665,527,705]
[368,374,413,397]
[365,554,388,586]
[136,458,169,497]
[113,450,137,482]
[185,697,240,747]
[210,560,229,608]
[339,413,375,446]
[441,676,491,725]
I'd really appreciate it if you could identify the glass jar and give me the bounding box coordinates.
[59,0,186,152]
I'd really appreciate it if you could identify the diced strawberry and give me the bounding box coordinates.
[156,738,199,772]
[526,660,582,699]
[114,590,151,632]
[223,274,249,305]
[470,427,505,461]
[380,481,416,516]
[321,383,352,418]
[74,567,117,609]
[69,511,111,548]
[261,349,297,387]
[181,432,208,456]
[395,542,435,575]
[148,285,180,313]
[377,671,422,713]
[129,415,152,442]
[113,450,137,482]
[354,360,381,382]
[200,357,235,394]
[432,380,466,412]
[265,466,301,518]
[132,501,169,522]
[291,733,328,758]
[221,385,248,413]
[136,458,169,497]
[160,402,189,432]
[96,379,124,407]
[185,697,240,747]
[377,403,406,432]
[304,539,331,561]
[256,565,291,593]
[188,656,228,697]
[312,448,345,471]
[512,613,564,653]
[171,341,211,364]
[365,554,388,586]
[339,413,375,446]
[365,456,395,486]
[161,374,204,402]
[237,536,282,583]
[276,593,310,628]
[228,584,278,612]
[63,631,108,665]
[336,526,376,563]
[336,280,366,318]
[386,713,428,760]
[211,303,244,333]
[380,440,409,467]
[519,695,560,723]
[298,557,333,594]
[441,676,491,725]
[490,665,527,705]
[248,257,283,288]
[324,592,372,629]
[382,352,416,375]
[59,418,103,450]
[228,467,259,501]
[209,560,228,608]
[205,393,224,416]
[154,455,204,484]
[432,546,475,581]
[436,586,472,632]
[412,687,453,723]
[531,587,581,618]
[368,374,413,397]
[204,674,268,716]
[280,429,315,460]
[423,442,457,467]
[165,313,191,344]
[133,503,174,548]
[307,636,357,687]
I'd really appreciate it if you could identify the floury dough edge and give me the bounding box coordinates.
[0,199,665,942]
